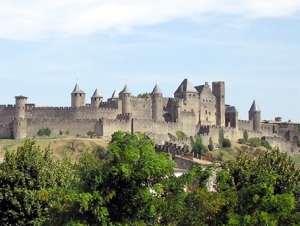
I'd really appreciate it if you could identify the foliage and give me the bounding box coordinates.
[248,137,261,147]
[37,127,51,136]
[176,130,187,139]
[132,92,150,98]
[183,144,190,151]
[297,139,300,147]
[168,132,176,141]
[87,130,95,138]
[261,139,272,150]
[208,137,214,151]
[215,148,300,225]
[0,139,74,225]
[243,130,249,142]
[222,138,231,148]
[219,128,224,147]
[238,138,246,144]
[190,135,208,156]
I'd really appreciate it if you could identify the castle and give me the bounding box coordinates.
[0,79,299,155]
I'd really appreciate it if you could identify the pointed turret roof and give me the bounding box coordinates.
[120,85,131,94]
[249,100,260,112]
[72,84,85,94]
[92,89,102,98]
[174,79,198,94]
[111,88,119,99]
[151,84,162,95]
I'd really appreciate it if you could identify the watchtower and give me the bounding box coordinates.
[151,84,163,121]
[212,82,225,126]
[249,100,261,132]
[71,84,86,108]
[13,95,28,139]
[120,85,131,114]
[91,89,103,108]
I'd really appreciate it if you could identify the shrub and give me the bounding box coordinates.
[207,137,214,151]
[37,127,51,136]
[222,138,231,148]
[261,139,272,150]
[243,130,248,142]
[176,131,187,139]
[248,137,261,147]
[297,139,300,147]
[238,138,245,144]
[168,133,176,141]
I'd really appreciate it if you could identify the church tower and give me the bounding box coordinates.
[249,100,261,132]
[151,84,163,121]
[120,85,131,114]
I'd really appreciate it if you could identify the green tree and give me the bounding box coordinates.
[208,137,214,151]
[0,139,74,225]
[248,137,261,147]
[44,131,176,225]
[37,127,51,136]
[219,128,224,148]
[215,148,300,225]
[243,130,249,142]
[190,135,208,157]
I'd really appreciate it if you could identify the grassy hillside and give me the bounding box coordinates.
[0,136,109,163]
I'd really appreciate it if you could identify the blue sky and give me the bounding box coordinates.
[0,1,299,121]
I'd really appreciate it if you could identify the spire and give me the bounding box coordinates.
[174,78,198,94]
[249,100,260,112]
[151,84,162,95]
[111,88,119,99]
[92,89,102,98]
[72,84,85,94]
[120,85,131,94]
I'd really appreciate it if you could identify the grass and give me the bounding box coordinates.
[0,136,109,163]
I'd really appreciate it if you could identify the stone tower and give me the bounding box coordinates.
[225,106,238,128]
[249,100,261,132]
[13,95,28,139]
[71,84,86,108]
[151,84,163,121]
[120,85,131,114]
[91,89,103,108]
[212,82,225,126]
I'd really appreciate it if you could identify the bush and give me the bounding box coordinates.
[297,139,300,147]
[176,131,187,139]
[222,138,231,148]
[261,139,272,150]
[237,138,245,144]
[37,127,51,136]
[168,133,176,141]
[248,137,261,147]
[208,137,214,151]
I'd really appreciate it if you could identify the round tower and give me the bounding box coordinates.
[151,84,163,121]
[14,95,27,118]
[119,85,131,114]
[91,89,103,108]
[249,100,261,132]
[71,84,86,108]
[13,95,28,139]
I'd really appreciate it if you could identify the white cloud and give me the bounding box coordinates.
[0,0,299,40]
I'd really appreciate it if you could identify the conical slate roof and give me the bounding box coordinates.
[249,100,260,112]
[111,88,119,99]
[174,79,198,94]
[92,89,102,98]
[226,106,238,113]
[120,85,131,94]
[72,84,85,94]
[151,84,162,95]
